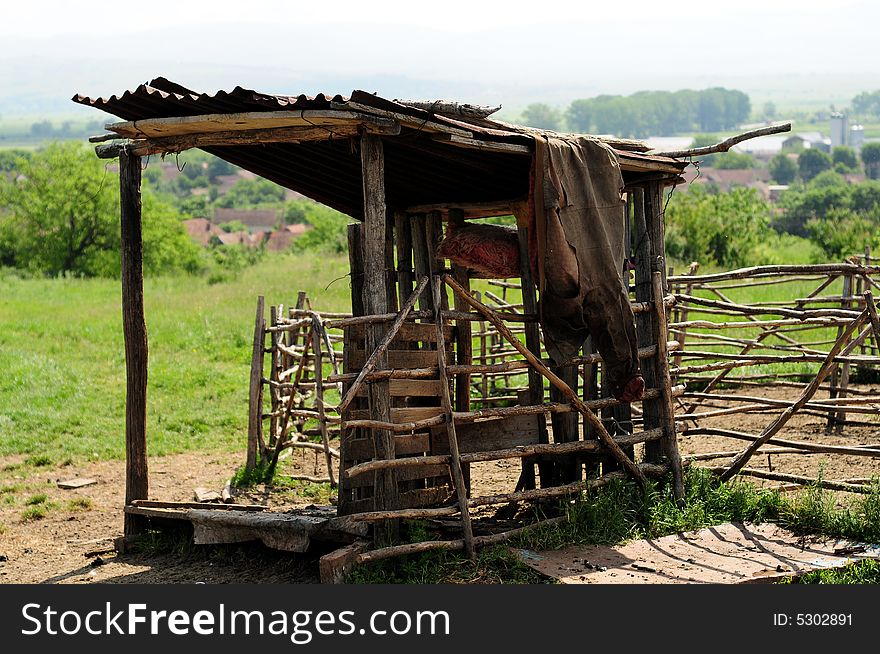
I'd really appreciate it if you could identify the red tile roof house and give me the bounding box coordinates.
[183,217,225,246]
[265,223,311,251]
[213,207,280,232]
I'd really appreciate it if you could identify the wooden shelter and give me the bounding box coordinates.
[75,78,753,559]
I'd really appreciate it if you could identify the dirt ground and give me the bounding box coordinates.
[1,384,878,584]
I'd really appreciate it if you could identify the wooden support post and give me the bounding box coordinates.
[338,223,366,515]
[633,187,663,463]
[248,296,266,470]
[513,206,547,489]
[360,133,398,543]
[828,273,854,433]
[652,272,685,501]
[425,211,448,310]
[119,149,149,537]
[433,276,476,559]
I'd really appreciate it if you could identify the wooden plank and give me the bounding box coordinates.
[106,109,397,138]
[432,133,532,155]
[361,133,397,541]
[119,149,148,538]
[347,464,450,488]
[57,478,98,490]
[348,407,444,423]
[346,487,451,514]
[411,214,433,315]
[432,414,542,454]
[346,348,442,369]
[355,379,442,397]
[346,433,432,461]
[347,321,453,343]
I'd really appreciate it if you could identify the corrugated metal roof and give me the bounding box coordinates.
[73,78,681,219]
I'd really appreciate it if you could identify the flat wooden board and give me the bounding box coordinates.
[355,379,442,397]
[346,432,432,460]
[516,522,880,584]
[347,322,454,344]
[432,414,542,454]
[106,110,386,138]
[57,478,97,489]
[348,406,444,423]
[347,349,441,369]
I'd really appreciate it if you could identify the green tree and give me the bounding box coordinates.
[665,186,772,267]
[291,204,352,253]
[832,146,859,171]
[806,207,880,260]
[762,101,777,120]
[861,142,880,180]
[566,99,592,133]
[521,103,563,131]
[798,148,833,182]
[769,154,797,184]
[0,142,202,276]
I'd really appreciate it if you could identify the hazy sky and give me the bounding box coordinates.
[2,0,878,113]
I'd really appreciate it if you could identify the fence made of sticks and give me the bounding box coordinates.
[666,251,880,493]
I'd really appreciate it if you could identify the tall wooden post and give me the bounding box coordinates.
[119,149,148,537]
[513,207,549,488]
[360,133,398,543]
[633,187,663,463]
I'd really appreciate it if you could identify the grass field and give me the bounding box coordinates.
[0,254,351,461]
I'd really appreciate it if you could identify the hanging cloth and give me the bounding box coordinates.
[528,135,643,402]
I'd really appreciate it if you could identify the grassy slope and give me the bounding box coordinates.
[0,254,350,461]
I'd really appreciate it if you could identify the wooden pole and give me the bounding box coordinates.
[119,149,148,537]
[444,274,648,488]
[633,188,662,463]
[432,276,476,559]
[247,296,266,470]
[652,271,685,501]
[360,132,398,542]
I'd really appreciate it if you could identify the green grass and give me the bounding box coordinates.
[67,497,93,511]
[781,559,880,584]
[21,505,47,521]
[0,253,351,462]
[25,493,47,505]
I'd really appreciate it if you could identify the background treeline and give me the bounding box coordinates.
[521,87,751,137]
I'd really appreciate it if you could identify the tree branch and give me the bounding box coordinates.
[653,123,792,159]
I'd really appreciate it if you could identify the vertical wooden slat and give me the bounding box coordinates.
[360,133,398,542]
[394,212,414,312]
[119,149,148,536]
[425,211,448,310]
[338,223,366,515]
[411,214,433,316]
[513,207,548,489]
[247,297,265,470]
[633,187,663,463]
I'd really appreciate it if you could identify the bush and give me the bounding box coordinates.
[798,148,833,182]
[665,185,772,267]
[806,207,880,261]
